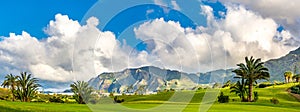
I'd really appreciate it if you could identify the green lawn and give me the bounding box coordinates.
[0,83,299,112]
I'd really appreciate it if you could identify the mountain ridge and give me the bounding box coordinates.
[88,47,300,92]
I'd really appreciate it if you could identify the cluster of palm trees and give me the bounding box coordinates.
[1,72,40,102]
[231,56,270,102]
[1,72,94,104]
[284,71,300,83]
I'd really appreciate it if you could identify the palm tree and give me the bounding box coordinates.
[232,65,248,101]
[15,72,40,102]
[233,56,270,102]
[1,74,18,101]
[230,81,247,101]
[284,71,293,83]
[70,81,94,104]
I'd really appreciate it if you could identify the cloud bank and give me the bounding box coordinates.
[0,2,298,82]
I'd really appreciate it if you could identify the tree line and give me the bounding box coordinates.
[1,72,94,104]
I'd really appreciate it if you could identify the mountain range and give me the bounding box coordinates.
[88,47,300,93]
[264,47,300,81]
[88,66,236,93]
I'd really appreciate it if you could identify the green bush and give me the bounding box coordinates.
[291,85,300,94]
[197,87,203,90]
[49,96,64,103]
[258,83,273,88]
[254,91,259,102]
[218,92,229,103]
[270,97,279,104]
[114,96,125,103]
[109,92,114,97]
[31,98,46,103]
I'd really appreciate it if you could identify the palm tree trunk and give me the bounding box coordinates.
[248,81,253,102]
[11,86,16,101]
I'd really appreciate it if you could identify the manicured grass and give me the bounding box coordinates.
[0,83,299,112]
[0,100,91,112]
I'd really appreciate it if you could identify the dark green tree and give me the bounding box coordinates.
[233,56,270,102]
[293,74,300,82]
[70,81,94,104]
[230,81,247,101]
[15,72,40,102]
[1,74,18,101]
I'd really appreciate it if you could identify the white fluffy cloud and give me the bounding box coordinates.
[0,14,80,82]
[0,14,119,82]
[0,2,299,83]
[220,0,300,41]
[133,4,297,72]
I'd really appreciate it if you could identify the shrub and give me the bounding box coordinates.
[49,96,64,103]
[291,85,300,94]
[197,87,203,90]
[170,88,175,92]
[109,92,114,97]
[89,99,98,104]
[113,96,125,103]
[270,98,279,104]
[254,91,258,102]
[31,98,46,103]
[0,95,9,101]
[218,92,229,103]
[258,83,273,88]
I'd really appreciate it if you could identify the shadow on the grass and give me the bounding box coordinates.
[0,105,30,112]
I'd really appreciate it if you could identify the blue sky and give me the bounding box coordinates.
[0,0,97,38]
[0,0,223,37]
[0,0,224,41]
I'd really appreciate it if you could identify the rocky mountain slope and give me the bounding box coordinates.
[88,47,300,93]
[264,47,300,81]
[88,66,236,92]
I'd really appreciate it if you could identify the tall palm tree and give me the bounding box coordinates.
[284,71,293,83]
[1,74,18,101]
[15,72,40,102]
[70,81,94,104]
[233,56,270,102]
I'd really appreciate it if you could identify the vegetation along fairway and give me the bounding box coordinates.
[0,83,299,112]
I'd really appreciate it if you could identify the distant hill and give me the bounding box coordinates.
[264,47,300,81]
[88,66,236,93]
[88,47,300,92]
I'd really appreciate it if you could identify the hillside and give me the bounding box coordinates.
[88,47,300,92]
[264,47,300,81]
[88,66,236,92]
